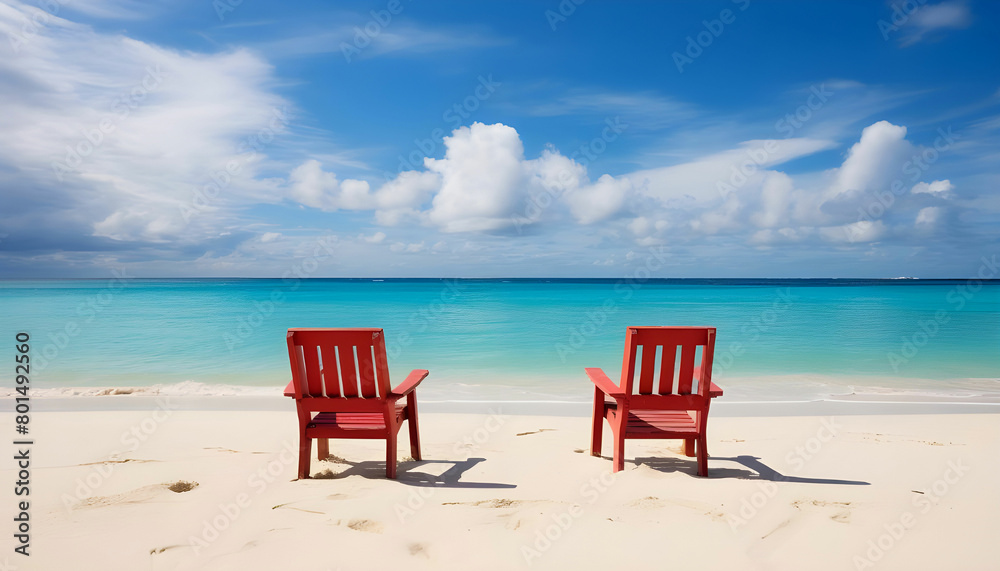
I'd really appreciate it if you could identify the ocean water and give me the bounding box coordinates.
[1,278,998,402]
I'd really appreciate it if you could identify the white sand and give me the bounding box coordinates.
[2,404,998,570]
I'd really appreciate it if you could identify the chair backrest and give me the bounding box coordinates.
[286,328,391,399]
[620,327,716,397]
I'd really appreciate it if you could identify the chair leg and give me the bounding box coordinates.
[407,394,421,461]
[386,431,398,479]
[297,434,312,479]
[684,438,696,457]
[317,438,329,461]
[612,419,626,473]
[696,434,708,477]
[590,387,604,457]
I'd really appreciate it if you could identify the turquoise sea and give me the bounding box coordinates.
[1,279,998,402]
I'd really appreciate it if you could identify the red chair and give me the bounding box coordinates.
[283,328,427,479]
[589,327,723,476]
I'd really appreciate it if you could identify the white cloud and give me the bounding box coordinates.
[828,121,912,197]
[899,1,972,46]
[0,0,292,245]
[288,159,373,211]
[750,172,794,229]
[915,206,943,228]
[628,137,836,205]
[911,179,954,196]
[373,170,440,226]
[255,23,508,60]
[425,123,528,233]
[363,231,386,244]
[390,241,425,253]
[525,90,692,130]
[820,220,886,243]
[260,232,281,242]
[564,174,632,224]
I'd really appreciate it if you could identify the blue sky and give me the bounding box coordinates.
[0,0,998,277]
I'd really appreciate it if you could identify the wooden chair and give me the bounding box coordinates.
[588,327,723,476]
[283,328,427,479]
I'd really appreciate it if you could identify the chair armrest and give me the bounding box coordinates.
[709,382,723,398]
[389,369,429,399]
[586,368,624,398]
[283,380,296,398]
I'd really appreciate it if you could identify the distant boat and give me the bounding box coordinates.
[891,276,918,280]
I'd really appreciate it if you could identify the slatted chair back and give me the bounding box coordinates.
[286,328,391,400]
[620,327,716,405]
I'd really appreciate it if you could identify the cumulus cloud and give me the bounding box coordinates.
[288,159,373,211]
[424,122,528,232]
[911,179,954,196]
[829,121,913,197]
[0,2,979,278]
[615,120,961,248]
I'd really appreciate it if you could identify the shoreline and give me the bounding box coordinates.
[5,393,1000,417]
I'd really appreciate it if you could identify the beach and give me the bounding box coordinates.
[3,397,998,570]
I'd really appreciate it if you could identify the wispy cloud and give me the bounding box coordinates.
[521,89,695,130]
[897,1,972,46]
[251,22,509,60]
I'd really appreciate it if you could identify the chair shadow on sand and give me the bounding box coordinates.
[314,456,517,489]
[631,454,870,485]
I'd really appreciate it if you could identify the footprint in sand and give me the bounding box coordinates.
[346,519,383,533]
[78,458,157,466]
[443,498,525,508]
[791,499,853,523]
[168,481,198,493]
[626,496,726,520]
[408,542,429,557]
[81,481,198,508]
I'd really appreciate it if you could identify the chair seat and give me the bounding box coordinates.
[308,401,406,431]
[608,408,699,438]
